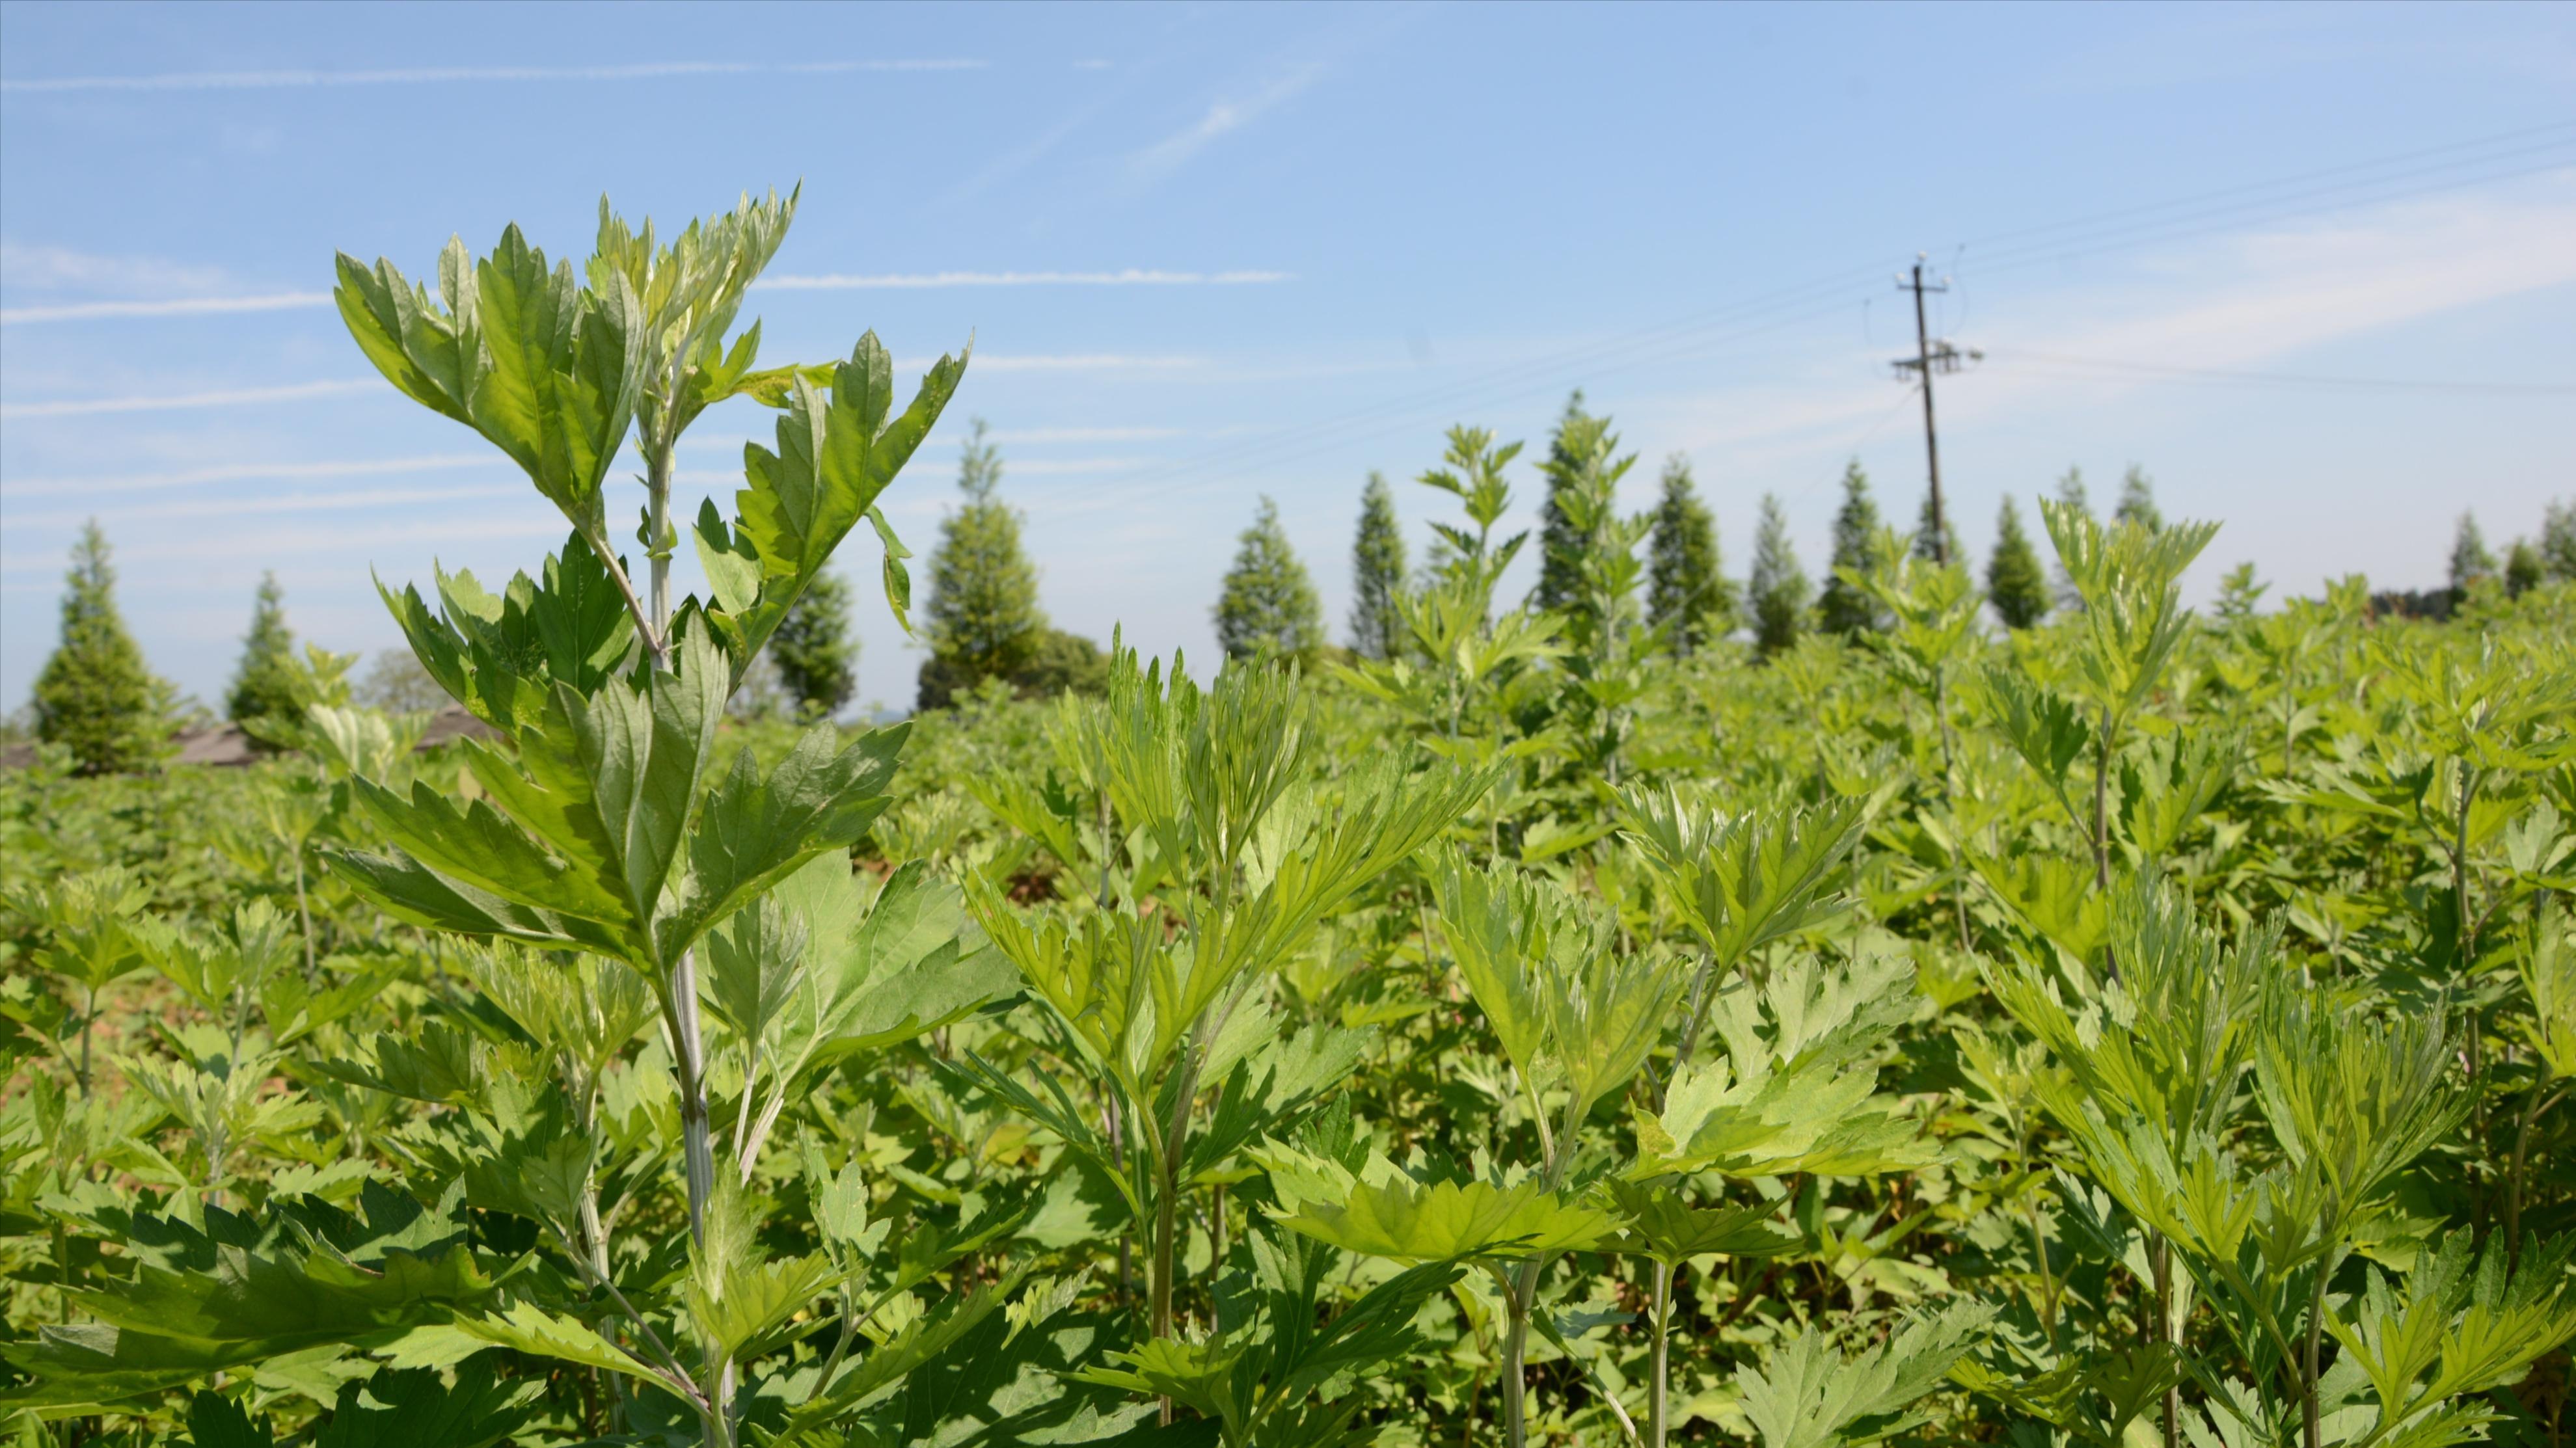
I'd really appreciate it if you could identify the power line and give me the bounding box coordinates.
[1892,260,1966,564]
[1948,120,2575,256]
[1031,125,2576,513]
[1983,349,2576,396]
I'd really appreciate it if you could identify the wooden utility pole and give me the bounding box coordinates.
[1891,258,1972,565]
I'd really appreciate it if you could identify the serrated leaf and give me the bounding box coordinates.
[1275,1174,1610,1263]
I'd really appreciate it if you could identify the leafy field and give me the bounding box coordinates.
[4,194,2574,1448]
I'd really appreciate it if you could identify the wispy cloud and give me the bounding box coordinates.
[911,354,1205,373]
[0,379,378,419]
[3,272,1284,325]
[960,426,1184,444]
[0,60,986,94]
[1943,187,2576,425]
[0,241,230,295]
[680,425,1186,455]
[3,453,491,500]
[0,516,567,574]
[0,355,1199,428]
[1131,64,1326,181]
[1,291,330,323]
[998,457,1151,476]
[8,483,524,529]
[757,269,1289,290]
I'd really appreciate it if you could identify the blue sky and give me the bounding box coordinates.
[3,1,2571,714]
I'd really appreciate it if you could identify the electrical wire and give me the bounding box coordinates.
[1031,124,2576,511]
[1982,349,2576,396]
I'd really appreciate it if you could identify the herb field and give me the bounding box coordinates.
[5,194,2574,1448]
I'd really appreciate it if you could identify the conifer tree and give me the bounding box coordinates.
[1646,454,1735,654]
[225,571,302,727]
[1348,472,1409,660]
[2540,498,2576,581]
[2113,465,2163,533]
[2051,466,2091,612]
[1912,487,1964,568]
[2503,538,2543,599]
[2450,511,2497,593]
[1986,493,2049,630]
[1529,390,1595,616]
[1215,495,1324,663]
[33,521,171,775]
[1746,492,1810,658]
[919,418,1046,709]
[769,569,859,719]
[1815,460,1885,637]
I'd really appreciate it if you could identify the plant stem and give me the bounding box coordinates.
[2092,705,2112,891]
[668,950,715,1243]
[77,984,94,1099]
[2508,1083,2564,1270]
[1647,1260,1673,1448]
[2301,1254,2327,1448]
[1502,1261,1538,1448]
[2153,1233,2178,1448]
[292,851,318,984]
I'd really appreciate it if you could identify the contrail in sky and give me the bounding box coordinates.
[0,60,986,94]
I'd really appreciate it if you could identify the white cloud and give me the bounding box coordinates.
[0,60,986,94]
[0,241,231,297]
[756,269,1289,289]
[3,453,492,499]
[7,483,523,528]
[960,426,1184,444]
[919,354,1204,373]
[998,457,1150,476]
[0,379,378,418]
[1942,185,2576,425]
[0,516,563,574]
[1130,64,1325,181]
[0,270,1289,325]
[0,291,331,323]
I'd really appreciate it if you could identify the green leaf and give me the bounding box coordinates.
[455,1303,664,1388]
[185,1391,277,1448]
[1274,1173,1610,1263]
[663,721,908,959]
[729,334,968,660]
[1598,1180,1800,1267]
[1735,1302,1994,1448]
[308,1362,537,1448]
[1617,789,1867,971]
[335,229,645,541]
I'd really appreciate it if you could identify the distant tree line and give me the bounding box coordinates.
[22,401,2576,773]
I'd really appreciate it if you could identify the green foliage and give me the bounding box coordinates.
[1748,492,1811,658]
[1213,496,1324,664]
[2502,536,2543,598]
[2542,497,2576,580]
[1347,472,1408,661]
[1528,390,1596,617]
[33,520,174,776]
[768,568,860,719]
[1816,461,1886,637]
[2112,465,2163,533]
[1912,485,1963,569]
[14,343,2576,1448]
[225,572,304,729]
[2448,510,2496,591]
[1647,454,1735,655]
[1986,493,2050,630]
[921,418,1048,705]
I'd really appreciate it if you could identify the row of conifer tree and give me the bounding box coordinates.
[21,393,2576,775]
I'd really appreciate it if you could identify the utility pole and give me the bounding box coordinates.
[1891,258,1975,565]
